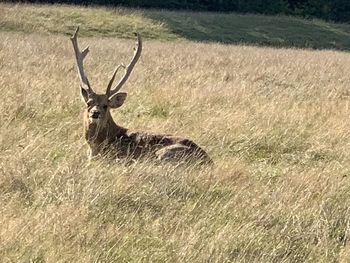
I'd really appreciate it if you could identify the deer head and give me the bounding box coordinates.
[70,27,142,126]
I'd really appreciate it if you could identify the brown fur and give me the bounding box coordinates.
[83,94,213,165]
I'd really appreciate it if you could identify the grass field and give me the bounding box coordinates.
[1,3,350,262]
[2,3,350,50]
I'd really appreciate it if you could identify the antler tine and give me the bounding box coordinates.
[70,26,93,92]
[106,64,125,97]
[107,33,142,97]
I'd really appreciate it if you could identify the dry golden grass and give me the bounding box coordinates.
[1,29,350,262]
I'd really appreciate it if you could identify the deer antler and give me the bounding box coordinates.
[70,27,93,93]
[106,33,142,97]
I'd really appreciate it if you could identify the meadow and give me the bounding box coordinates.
[1,3,350,262]
[2,3,350,50]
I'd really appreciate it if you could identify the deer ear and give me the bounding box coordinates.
[81,86,89,103]
[109,92,127,108]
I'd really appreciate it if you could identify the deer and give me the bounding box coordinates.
[70,27,213,165]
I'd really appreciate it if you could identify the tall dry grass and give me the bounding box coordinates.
[1,30,350,262]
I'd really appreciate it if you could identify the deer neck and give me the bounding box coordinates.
[84,113,127,145]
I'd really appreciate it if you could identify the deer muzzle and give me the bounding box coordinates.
[90,111,100,119]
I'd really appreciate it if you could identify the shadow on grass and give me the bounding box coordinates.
[145,10,350,51]
[2,2,350,51]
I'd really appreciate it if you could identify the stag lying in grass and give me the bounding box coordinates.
[70,27,212,165]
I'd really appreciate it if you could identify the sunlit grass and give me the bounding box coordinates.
[1,3,350,50]
[1,4,350,262]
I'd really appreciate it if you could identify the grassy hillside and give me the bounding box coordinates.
[2,3,350,50]
[1,3,350,263]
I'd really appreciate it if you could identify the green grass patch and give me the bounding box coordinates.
[2,3,350,50]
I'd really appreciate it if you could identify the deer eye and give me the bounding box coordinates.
[103,105,108,110]
[87,100,94,107]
